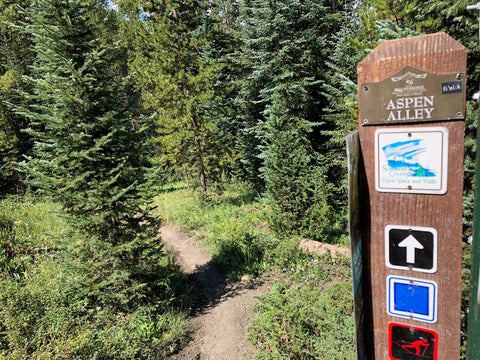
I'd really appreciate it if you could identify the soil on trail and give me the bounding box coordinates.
[159,225,271,360]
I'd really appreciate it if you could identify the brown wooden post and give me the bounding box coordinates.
[357,33,467,359]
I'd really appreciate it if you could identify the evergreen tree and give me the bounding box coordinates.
[0,0,35,195]
[8,0,173,312]
[14,0,156,244]
[232,0,271,192]
[236,0,346,240]
[120,0,226,191]
[202,0,243,185]
[322,19,362,206]
[318,1,423,231]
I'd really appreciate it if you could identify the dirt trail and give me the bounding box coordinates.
[159,225,271,360]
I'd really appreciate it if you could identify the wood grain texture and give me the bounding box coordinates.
[357,33,467,359]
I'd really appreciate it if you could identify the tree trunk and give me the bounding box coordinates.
[192,115,207,191]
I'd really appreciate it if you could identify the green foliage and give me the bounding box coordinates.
[120,0,231,190]
[463,102,478,234]
[154,185,356,358]
[248,258,355,360]
[0,196,192,359]
[0,0,35,195]
[13,0,157,241]
[234,0,349,242]
[154,182,277,278]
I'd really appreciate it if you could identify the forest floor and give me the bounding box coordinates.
[159,224,272,360]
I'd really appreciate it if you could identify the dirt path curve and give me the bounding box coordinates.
[159,225,271,360]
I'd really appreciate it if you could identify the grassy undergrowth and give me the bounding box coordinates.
[154,182,278,279]
[248,252,355,360]
[3,186,470,359]
[0,195,192,359]
[154,182,356,359]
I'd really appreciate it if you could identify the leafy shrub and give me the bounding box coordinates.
[154,183,274,279]
[216,232,278,278]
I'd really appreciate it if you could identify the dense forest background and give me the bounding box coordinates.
[2,0,479,240]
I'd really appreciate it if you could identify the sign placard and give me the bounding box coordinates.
[389,323,438,360]
[360,66,465,126]
[385,225,437,273]
[387,276,437,323]
[375,127,448,194]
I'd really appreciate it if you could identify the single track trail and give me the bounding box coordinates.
[159,225,271,360]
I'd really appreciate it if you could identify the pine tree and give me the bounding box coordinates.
[0,0,35,195]
[14,0,156,243]
[231,0,272,192]
[201,0,243,185]
[7,0,176,312]
[120,0,224,191]
[236,0,345,240]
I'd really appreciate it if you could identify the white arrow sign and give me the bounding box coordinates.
[398,234,424,264]
[385,225,437,273]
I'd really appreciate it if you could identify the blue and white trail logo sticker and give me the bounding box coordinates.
[375,127,448,194]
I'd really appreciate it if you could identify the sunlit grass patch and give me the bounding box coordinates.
[153,182,274,278]
[248,252,355,360]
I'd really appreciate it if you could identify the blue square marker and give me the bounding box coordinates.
[393,282,429,315]
[387,276,437,323]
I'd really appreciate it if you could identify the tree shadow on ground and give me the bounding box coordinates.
[187,259,253,315]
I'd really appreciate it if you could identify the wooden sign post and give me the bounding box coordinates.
[355,33,467,359]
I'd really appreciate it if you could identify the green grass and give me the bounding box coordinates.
[248,280,355,360]
[154,182,278,279]
[0,195,192,359]
[0,185,358,359]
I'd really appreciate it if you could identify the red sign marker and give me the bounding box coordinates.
[389,323,438,360]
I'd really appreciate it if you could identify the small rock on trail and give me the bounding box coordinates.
[159,225,270,360]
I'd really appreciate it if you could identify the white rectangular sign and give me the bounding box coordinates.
[375,127,448,194]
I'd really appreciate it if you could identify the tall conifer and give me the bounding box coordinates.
[14,0,156,243]
[236,0,344,240]
[0,0,35,194]
[122,0,223,191]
